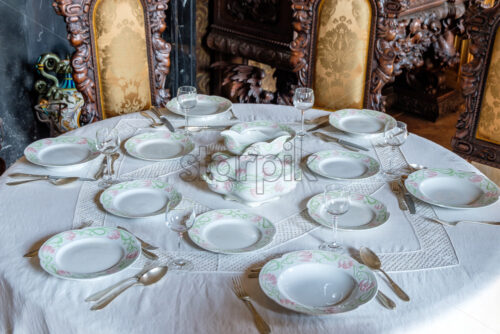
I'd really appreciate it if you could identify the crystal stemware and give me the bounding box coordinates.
[96,128,120,188]
[319,184,350,252]
[293,87,314,137]
[177,86,197,136]
[383,121,408,180]
[165,199,196,270]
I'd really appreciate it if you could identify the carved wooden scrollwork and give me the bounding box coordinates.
[452,1,500,168]
[369,1,465,111]
[52,0,171,122]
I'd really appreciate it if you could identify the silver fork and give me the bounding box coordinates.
[140,110,163,127]
[430,218,500,227]
[390,181,408,211]
[231,277,271,334]
[23,222,92,258]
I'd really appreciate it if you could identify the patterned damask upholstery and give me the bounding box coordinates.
[93,0,152,118]
[313,0,372,110]
[476,25,500,145]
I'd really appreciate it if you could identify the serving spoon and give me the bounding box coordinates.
[90,265,168,310]
[360,247,410,302]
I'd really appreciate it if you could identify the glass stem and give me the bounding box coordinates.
[177,232,183,252]
[387,147,394,172]
[104,154,112,181]
[184,108,189,129]
[300,109,305,134]
[332,215,338,247]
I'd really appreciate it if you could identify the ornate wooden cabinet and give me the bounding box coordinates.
[207,0,467,116]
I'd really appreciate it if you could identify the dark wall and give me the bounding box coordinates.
[0,0,72,167]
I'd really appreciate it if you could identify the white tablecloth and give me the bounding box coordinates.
[1,104,499,334]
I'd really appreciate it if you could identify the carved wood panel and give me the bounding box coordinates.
[53,0,171,123]
[452,1,500,168]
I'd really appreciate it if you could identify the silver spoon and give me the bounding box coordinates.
[360,247,410,302]
[90,266,168,310]
[7,177,79,186]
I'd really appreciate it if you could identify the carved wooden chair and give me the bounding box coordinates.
[452,1,500,168]
[52,0,171,123]
[210,0,379,110]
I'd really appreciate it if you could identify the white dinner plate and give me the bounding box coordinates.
[405,168,499,209]
[188,209,276,254]
[24,136,99,168]
[307,192,389,230]
[306,149,380,180]
[39,227,141,280]
[100,180,182,218]
[329,109,396,136]
[259,250,378,315]
[125,131,195,161]
[167,95,232,118]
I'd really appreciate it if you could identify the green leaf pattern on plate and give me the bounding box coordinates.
[100,180,182,215]
[189,209,276,254]
[125,131,195,159]
[307,192,389,230]
[405,168,499,208]
[259,250,377,315]
[166,95,231,114]
[329,109,396,133]
[24,136,97,164]
[39,227,140,279]
[307,149,380,179]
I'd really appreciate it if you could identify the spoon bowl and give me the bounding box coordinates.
[359,247,410,301]
[91,265,168,310]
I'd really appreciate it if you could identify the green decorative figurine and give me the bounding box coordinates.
[34,53,85,135]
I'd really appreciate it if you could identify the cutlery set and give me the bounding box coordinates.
[16,109,497,326]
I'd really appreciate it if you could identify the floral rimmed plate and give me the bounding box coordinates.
[405,168,499,209]
[188,209,276,254]
[329,109,396,136]
[259,250,377,315]
[125,131,195,161]
[24,136,99,168]
[167,94,232,118]
[307,192,389,230]
[100,179,182,218]
[39,227,141,280]
[306,149,380,180]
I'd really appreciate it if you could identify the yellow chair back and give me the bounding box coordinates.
[313,0,372,110]
[93,0,152,118]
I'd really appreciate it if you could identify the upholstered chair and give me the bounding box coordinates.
[452,1,500,168]
[211,0,378,110]
[53,0,171,123]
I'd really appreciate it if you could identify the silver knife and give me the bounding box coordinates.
[159,115,176,132]
[399,181,416,214]
[314,132,368,151]
[182,125,231,132]
[306,120,330,132]
[8,173,95,182]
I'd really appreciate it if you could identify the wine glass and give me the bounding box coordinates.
[177,86,197,136]
[293,87,314,137]
[320,184,350,252]
[165,199,196,270]
[383,121,408,179]
[95,128,120,188]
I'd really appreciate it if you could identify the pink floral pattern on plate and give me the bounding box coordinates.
[258,250,377,315]
[38,227,140,280]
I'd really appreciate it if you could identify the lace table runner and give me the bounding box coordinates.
[73,118,458,273]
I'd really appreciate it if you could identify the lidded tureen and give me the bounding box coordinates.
[202,152,301,206]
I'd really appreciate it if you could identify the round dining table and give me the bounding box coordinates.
[1,104,499,334]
